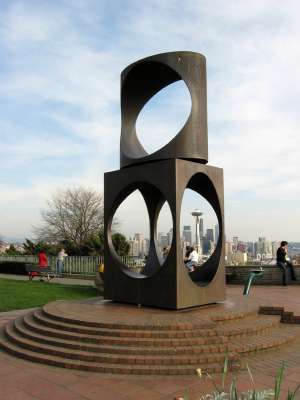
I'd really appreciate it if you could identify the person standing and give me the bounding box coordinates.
[276,241,297,286]
[57,249,68,277]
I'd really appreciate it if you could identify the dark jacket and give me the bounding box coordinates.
[276,247,286,263]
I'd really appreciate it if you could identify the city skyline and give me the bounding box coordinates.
[1,2,300,240]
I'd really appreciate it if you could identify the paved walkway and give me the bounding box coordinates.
[0,285,299,399]
[0,274,94,286]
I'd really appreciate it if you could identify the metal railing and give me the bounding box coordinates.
[0,255,145,276]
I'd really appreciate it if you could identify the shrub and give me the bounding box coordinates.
[0,262,28,275]
[178,360,300,400]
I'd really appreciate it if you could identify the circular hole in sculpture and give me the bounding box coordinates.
[180,185,220,286]
[155,201,173,265]
[111,189,150,276]
[136,80,191,154]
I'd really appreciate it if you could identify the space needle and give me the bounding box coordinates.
[191,209,202,255]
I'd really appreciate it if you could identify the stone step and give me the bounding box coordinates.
[216,317,278,337]
[228,325,300,353]
[9,318,296,366]
[14,318,229,355]
[33,309,279,340]
[211,308,258,322]
[25,313,228,346]
[5,322,239,366]
[0,333,227,375]
[42,303,213,331]
[24,313,228,346]
[34,310,218,338]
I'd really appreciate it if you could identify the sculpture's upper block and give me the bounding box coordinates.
[120,51,208,169]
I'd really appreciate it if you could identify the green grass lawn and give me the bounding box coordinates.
[0,278,98,312]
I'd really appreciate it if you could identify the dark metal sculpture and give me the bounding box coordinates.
[104,51,225,309]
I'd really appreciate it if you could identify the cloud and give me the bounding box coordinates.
[0,0,300,241]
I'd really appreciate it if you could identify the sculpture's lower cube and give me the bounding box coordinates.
[104,159,225,309]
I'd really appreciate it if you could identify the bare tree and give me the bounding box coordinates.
[35,187,103,248]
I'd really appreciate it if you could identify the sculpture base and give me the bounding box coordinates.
[1,296,300,375]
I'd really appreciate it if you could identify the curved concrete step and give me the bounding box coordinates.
[42,303,213,331]
[215,317,279,337]
[24,313,228,347]
[211,308,258,323]
[33,309,280,340]
[8,319,297,366]
[14,318,229,355]
[229,325,300,354]
[0,332,227,375]
[34,310,217,338]
[5,322,238,366]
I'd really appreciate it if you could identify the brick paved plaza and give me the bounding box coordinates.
[0,285,300,400]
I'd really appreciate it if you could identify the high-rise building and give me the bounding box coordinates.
[246,242,255,258]
[256,237,272,259]
[129,238,140,257]
[206,228,214,243]
[182,225,192,245]
[158,232,169,249]
[237,241,246,253]
[167,228,173,246]
[225,241,233,256]
[132,233,149,257]
[214,224,219,243]
[232,237,239,252]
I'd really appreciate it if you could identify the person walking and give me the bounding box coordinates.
[28,249,48,281]
[56,248,68,277]
[276,241,297,286]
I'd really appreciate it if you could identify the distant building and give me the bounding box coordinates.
[256,237,272,259]
[202,236,214,255]
[0,241,9,253]
[225,241,233,256]
[206,228,214,243]
[130,233,149,257]
[129,239,140,257]
[214,225,219,243]
[227,251,247,265]
[167,228,173,246]
[232,237,239,252]
[182,225,192,245]
[158,232,169,249]
[237,241,246,253]
[246,242,255,257]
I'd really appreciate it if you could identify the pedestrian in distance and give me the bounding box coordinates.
[28,249,49,282]
[185,246,199,272]
[162,246,170,261]
[184,246,192,265]
[57,248,68,277]
[276,241,297,286]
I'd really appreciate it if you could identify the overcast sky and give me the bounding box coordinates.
[1,0,300,242]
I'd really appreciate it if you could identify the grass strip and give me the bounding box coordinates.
[0,278,97,312]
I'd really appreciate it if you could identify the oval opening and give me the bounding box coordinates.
[155,201,173,265]
[181,187,220,286]
[136,80,191,154]
[111,189,150,276]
